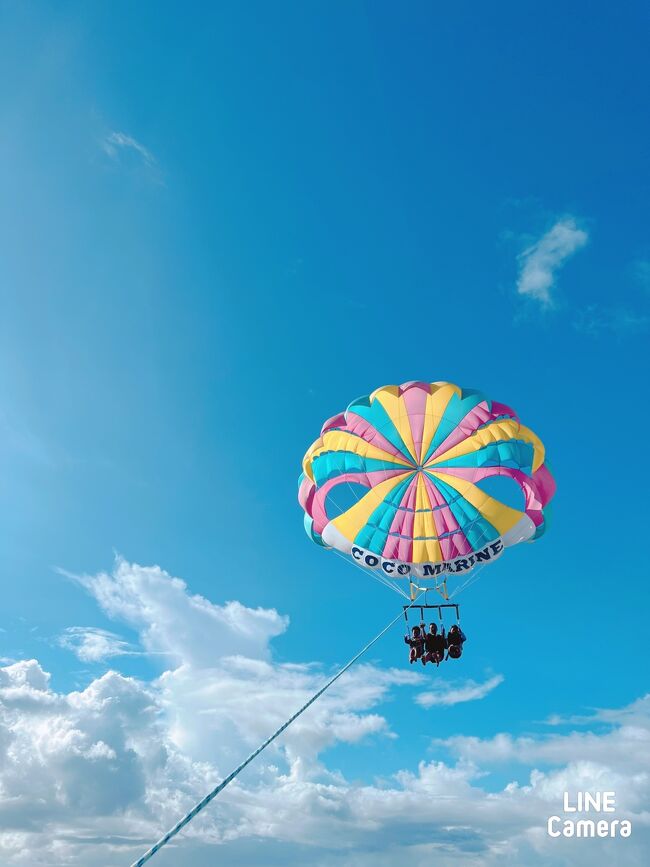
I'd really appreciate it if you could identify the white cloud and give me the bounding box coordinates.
[1,560,648,865]
[63,559,291,666]
[416,674,504,708]
[0,659,57,708]
[436,726,650,786]
[102,131,156,167]
[58,627,137,663]
[516,218,588,306]
[62,559,418,772]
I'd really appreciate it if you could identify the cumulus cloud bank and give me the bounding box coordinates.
[516,218,588,306]
[1,560,648,866]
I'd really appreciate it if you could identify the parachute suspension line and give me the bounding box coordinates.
[310,463,502,606]
[129,594,424,867]
[323,486,411,601]
[316,481,519,606]
[446,513,512,601]
[449,516,544,602]
[334,549,408,599]
[409,575,449,602]
[331,547,411,600]
[444,515,503,601]
[447,563,487,600]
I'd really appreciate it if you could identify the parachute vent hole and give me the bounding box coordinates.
[325,482,369,520]
[474,475,525,511]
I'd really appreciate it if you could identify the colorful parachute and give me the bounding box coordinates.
[298,381,555,597]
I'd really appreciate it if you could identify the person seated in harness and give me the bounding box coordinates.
[446,624,467,659]
[404,624,425,664]
[423,622,447,667]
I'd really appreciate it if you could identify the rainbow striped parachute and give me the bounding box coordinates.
[299,381,555,598]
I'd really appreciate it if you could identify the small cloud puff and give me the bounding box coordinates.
[100,131,163,184]
[102,131,156,167]
[516,217,588,307]
[416,674,504,708]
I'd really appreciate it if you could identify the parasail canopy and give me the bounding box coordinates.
[299,381,555,593]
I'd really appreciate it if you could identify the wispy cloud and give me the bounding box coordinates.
[544,695,650,728]
[101,130,157,169]
[573,305,649,337]
[416,673,504,708]
[58,626,136,663]
[516,217,588,307]
[632,258,650,293]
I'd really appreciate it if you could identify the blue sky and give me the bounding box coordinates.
[0,3,648,865]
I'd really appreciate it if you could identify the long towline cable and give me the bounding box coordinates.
[130,518,485,865]
[129,594,423,867]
